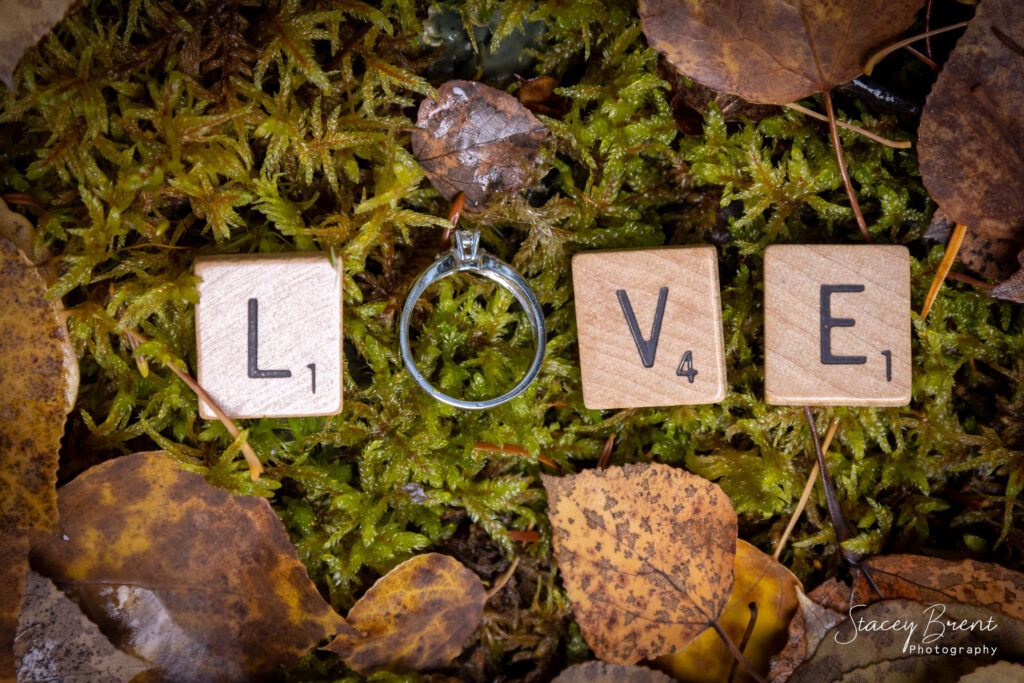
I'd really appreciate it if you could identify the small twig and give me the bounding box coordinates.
[784,102,911,148]
[864,22,970,75]
[773,417,840,560]
[474,441,560,470]
[946,270,994,290]
[727,603,760,683]
[924,0,935,60]
[823,91,871,243]
[802,406,859,565]
[710,620,767,683]
[597,434,615,469]
[124,329,263,480]
[1,192,45,211]
[486,555,520,601]
[903,45,938,70]
[920,223,968,320]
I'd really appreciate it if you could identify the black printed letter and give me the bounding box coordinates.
[820,285,867,365]
[617,287,668,368]
[248,298,292,378]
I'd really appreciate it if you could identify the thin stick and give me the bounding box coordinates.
[946,270,994,290]
[920,223,968,320]
[864,22,970,75]
[474,441,560,470]
[785,102,911,148]
[924,0,935,60]
[823,91,871,243]
[710,620,767,683]
[773,417,840,560]
[727,603,759,683]
[903,45,938,71]
[124,329,264,480]
[486,555,520,600]
[597,434,615,469]
[802,406,859,565]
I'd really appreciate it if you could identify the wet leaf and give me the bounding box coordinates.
[959,662,1024,682]
[552,661,675,683]
[0,529,30,679]
[412,79,547,209]
[654,539,800,683]
[30,452,354,682]
[0,0,78,89]
[918,0,1024,283]
[638,0,925,104]
[0,233,76,534]
[768,587,844,683]
[14,570,150,682]
[516,75,569,117]
[542,463,738,664]
[852,554,1024,621]
[324,552,485,675]
[788,599,1024,682]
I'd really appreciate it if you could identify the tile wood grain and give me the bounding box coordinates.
[572,246,727,409]
[764,244,911,406]
[195,253,343,418]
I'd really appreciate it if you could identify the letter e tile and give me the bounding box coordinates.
[764,245,911,406]
[572,246,727,409]
[195,253,343,418]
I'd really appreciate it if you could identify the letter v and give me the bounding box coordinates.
[616,287,668,368]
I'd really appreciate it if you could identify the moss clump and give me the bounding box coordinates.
[2,0,1022,679]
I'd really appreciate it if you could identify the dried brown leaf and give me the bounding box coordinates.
[918,0,1024,282]
[0,233,76,534]
[412,80,547,209]
[958,662,1024,682]
[654,539,800,683]
[0,0,79,89]
[542,463,738,664]
[852,554,1024,621]
[789,599,1024,682]
[14,570,150,682]
[30,452,354,682]
[324,552,485,675]
[552,661,675,683]
[768,587,844,683]
[638,0,925,104]
[0,529,30,680]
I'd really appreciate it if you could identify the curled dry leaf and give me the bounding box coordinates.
[789,599,1024,682]
[0,529,30,679]
[542,463,738,664]
[0,0,79,89]
[14,570,150,682]
[654,539,800,683]
[918,0,1024,285]
[852,554,1024,621]
[30,452,354,682]
[0,233,77,534]
[768,587,844,683]
[412,80,548,209]
[552,661,675,683]
[638,0,924,104]
[324,552,486,675]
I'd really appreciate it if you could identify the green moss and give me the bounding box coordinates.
[2,0,1023,678]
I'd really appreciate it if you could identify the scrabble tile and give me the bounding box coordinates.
[764,245,911,406]
[195,253,343,418]
[572,246,727,409]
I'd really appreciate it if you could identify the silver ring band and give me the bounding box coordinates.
[399,231,546,409]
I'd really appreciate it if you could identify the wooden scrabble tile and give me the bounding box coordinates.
[764,245,911,406]
[195,253,343,418]
[572,246,727,409]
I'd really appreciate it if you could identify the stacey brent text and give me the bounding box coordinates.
[836,603,998,655]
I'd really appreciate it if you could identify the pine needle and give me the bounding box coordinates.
[773,417,840,560]
[920,222,968,320]
[785,102,911,148]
